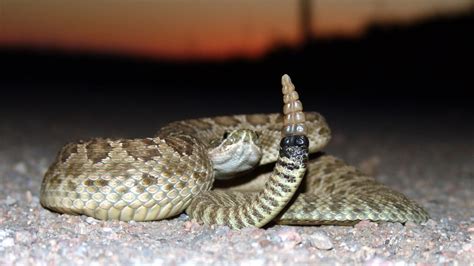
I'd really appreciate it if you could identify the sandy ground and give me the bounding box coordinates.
[0,110,472,265]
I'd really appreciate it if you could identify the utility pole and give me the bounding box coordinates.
[299,0,313,44]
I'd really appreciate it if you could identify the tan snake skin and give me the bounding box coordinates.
[40,75,429,229]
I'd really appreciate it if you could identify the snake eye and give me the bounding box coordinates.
[223,132,229,140]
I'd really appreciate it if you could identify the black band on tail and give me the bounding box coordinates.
[280,135,309,158]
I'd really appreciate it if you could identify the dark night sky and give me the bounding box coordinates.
[0,10,472,132]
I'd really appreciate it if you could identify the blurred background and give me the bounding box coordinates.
[0,0,472,136]
[1,4,473,263]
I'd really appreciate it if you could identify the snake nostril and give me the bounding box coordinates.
[223,131,229,140]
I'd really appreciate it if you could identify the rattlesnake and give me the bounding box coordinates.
[40,74,429,229]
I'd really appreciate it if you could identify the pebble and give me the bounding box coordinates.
[1,237,15,248]
[276,227,302,249]
[214,225,231,236]
[308,231,334,250]
[404,221,418,229]
[425,219,438,227]
[4,196,17,206]
[240,227,264,236]
[183,220,201,232]
[77,223,89,235]
[354,220,378,229]
[258,239,271,248]
[462,243,473,252]
[25,190,33,203]
[355,245,376,261]
[13,162,27,174]
[1,113,472,265]
[241,258,265,266]
[365,257,390,266]
[15,231,34,244]
[85,217,97,224]
[0,229,11,238]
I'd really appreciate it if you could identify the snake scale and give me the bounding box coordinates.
[40,74,429,229]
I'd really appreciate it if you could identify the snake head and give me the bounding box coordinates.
[209,129,262,180]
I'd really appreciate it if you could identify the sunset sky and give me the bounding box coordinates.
[0,0,470,59]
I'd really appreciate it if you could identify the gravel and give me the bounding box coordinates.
[1,110,472,265]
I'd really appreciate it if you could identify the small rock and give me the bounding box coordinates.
[1,237,15,248]
[183,220,201,232]
[240,227,265,238]
[308,231,333,250]
[25,190,33,203]
[15,231,34,244]
[404,221,418,229]
[462,243,473,252]
[102,227,113,233]
[4,196,17,206]
[0,229,10,238]
[276,227,302,249]
[277,227,301,241]
[365,257,389,266]
[85,217,97,224]
[215,225,231,236]
[355,246,376,261]
[425,219,438,227]
[241,258,265,266]
[355,220,378,229]
[13,162,28,174]
[77,223,89,235]
[258,239,272,248]
[176,213,189,221]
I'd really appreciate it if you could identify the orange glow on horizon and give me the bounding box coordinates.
[0,0,470,60]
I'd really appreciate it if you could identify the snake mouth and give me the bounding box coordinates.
[209,130,262,180]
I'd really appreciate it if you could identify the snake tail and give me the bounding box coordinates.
[185,74,310,229]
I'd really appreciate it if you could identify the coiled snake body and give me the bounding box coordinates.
[40,75,429,229]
